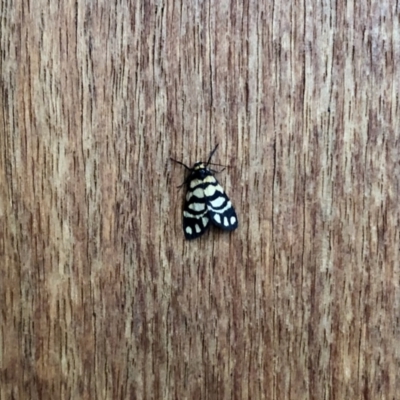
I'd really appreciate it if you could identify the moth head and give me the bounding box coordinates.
[193,162,206,170]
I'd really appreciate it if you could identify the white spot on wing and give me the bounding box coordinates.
[210,196,225,208]
[195,224,201,233]
[208,201,232,213]
[204,175,217,183]
[193,188,204,198]
[185,226,193,235]
[223,217,229,226]
[230,216,236,225]
[204,184,223,197]
[213,214,221,224]
[184,210,207,219]
[202,217,209,227]
[189,202,206,212]
[190,179,203,189]
[183,210,208,219]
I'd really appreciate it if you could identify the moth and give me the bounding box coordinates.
[171,145,238,240]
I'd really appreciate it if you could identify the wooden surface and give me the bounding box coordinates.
[1,1,399,399]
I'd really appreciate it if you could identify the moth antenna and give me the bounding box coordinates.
[170,157,191,171]
[208,162,230,168]
[206,144,219,167]
[209,167,226,174]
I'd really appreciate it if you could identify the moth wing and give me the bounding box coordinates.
[183,186,211,240]
[205,179,238,231]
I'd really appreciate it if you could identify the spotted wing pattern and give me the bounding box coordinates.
[182,165,238,240]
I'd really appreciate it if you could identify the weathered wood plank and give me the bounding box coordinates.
[1,1,399,399]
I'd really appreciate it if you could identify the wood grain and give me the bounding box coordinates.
[1,1,399,399]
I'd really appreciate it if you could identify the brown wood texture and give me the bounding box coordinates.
[1,1,399,399]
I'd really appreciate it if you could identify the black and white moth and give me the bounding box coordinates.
[171,145,238,240]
